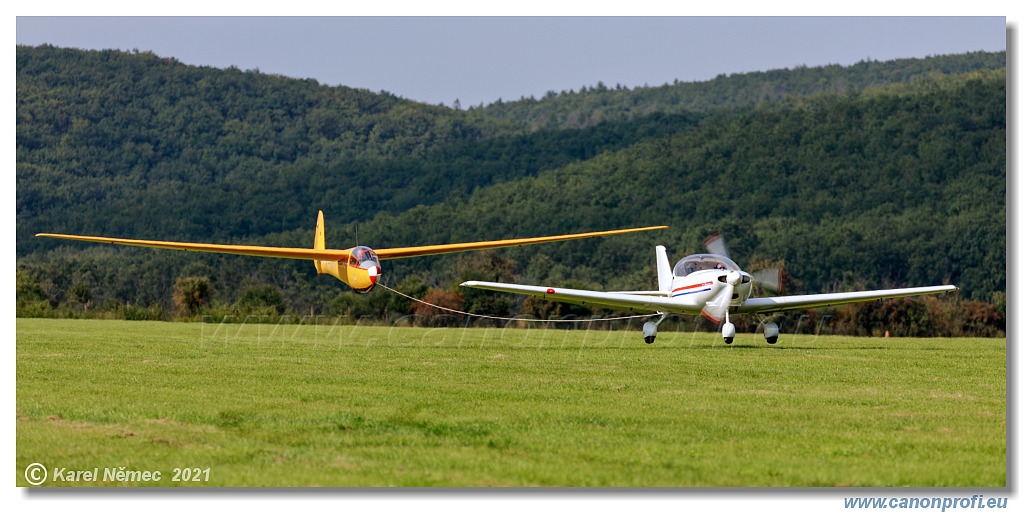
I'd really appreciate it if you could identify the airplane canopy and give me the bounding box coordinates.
[349,246,381,269]
[673,253,740,277]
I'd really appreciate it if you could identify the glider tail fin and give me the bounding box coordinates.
[314,210,326,275]
[656,245,672,295]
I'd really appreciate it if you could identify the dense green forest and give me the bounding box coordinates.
[16,46,1006,336]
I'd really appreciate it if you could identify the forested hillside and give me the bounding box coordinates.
[16,46,1006,335]
[471,51,1007,130]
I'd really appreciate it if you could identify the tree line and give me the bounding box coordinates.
[16,46,1006,336]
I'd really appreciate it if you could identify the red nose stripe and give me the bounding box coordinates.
[701,310,722,324]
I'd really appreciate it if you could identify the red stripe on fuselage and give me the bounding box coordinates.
[672,281,713,294]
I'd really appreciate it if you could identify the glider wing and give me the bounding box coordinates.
[35,233,352,261]
[373,226,668,259]
[36,225,667,262]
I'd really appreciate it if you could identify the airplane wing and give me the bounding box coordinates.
[34,233,352,261]
[373,226,668,259]
[735,285,958,314]
[460,281,691,314]
[36,225,668,262]
[463,281,959,316]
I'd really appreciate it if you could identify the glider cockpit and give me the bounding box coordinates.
[345,246,383,292]
[348,246,381,271]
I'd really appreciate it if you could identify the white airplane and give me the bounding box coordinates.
[461,234,957,344]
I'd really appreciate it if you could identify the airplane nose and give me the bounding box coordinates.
[726,270,742,286]
[368,266,381,284]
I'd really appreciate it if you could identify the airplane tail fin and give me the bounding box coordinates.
[314,210,326,275]
[656,245,672,295]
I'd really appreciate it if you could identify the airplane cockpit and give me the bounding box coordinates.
[348,246,381,270]
[673,254,741,277]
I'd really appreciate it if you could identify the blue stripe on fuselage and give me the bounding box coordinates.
[671,287,711,297]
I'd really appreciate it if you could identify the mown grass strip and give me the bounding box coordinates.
[16,318,1005,487]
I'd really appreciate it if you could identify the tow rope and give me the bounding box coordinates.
[378,283,659,324]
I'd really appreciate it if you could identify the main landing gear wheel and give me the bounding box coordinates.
[642,315,668,345]
[724,337,734,345]
[763,321,780,345]
[643,320,658,344]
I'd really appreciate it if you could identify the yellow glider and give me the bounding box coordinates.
[37,211,668,292]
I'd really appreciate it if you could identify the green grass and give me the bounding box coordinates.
[16,318,1006,487]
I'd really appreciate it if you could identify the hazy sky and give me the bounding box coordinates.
[15,16,1006,107]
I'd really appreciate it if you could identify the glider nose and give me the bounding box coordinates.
[368,266,381,284]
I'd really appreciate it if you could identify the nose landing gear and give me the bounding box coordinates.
[722,312,736,344]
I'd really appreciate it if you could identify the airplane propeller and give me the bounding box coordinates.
[701,270,741,323]
[703,233,784,293]
[750,267,784,293]
[703,233,731,261]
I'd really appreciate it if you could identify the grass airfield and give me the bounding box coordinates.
[16,318,1005,487]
